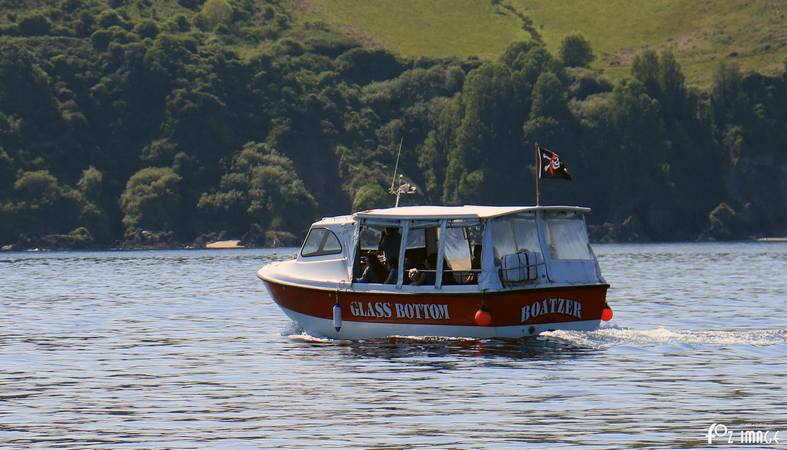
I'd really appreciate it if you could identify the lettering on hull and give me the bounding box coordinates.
[349,301,450,321]
[521,298,582,322]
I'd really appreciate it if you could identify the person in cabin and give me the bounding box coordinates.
[357,253,387,283]
[409,254,437,286]
[357,256,377,283]
[466,244,482,284]
[385,256,418,284]
[379,227,401,283]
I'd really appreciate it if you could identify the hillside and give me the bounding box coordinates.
[0,0,784,250]
[295,0,532,60]
[299,0,787,85]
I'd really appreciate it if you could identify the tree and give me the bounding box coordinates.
[523,70,571,165]
[658,51,686,109]
[559,33,594,67]
[352,183,389,211]
[500,41,560,84]
[198,0,233,30]
[17,14,52,36]
[530,71,569,121]
[7,170,82,237]
[445,62,529,204]
[338,48,402,85]
[711,62,744,127]
[77,167,113,243]
[631,50,661,98]
[197,142,317,235]
[120,167,183,236]
[0,147,12,192]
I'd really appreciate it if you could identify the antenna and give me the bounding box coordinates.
[389,137,403,193]
[388,137,416,207]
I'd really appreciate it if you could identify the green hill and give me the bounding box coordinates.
[296,0,531,60]
[299,0,787,85]
[0,0,784,249]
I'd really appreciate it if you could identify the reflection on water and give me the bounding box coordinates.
[345,336,599,361]
[0,243,786,448]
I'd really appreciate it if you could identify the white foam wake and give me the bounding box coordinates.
[542,326,787,347]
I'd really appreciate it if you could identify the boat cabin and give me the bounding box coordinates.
[274,205,605,292]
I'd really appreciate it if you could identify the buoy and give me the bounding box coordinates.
[333,303,342,332]
[474,307,492,326]
[601,305,613,321]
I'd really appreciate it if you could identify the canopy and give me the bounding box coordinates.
[354,205,589,220]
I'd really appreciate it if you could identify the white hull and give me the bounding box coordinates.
[279,305,601,340]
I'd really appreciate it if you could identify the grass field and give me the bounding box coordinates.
[298,0,531,60]
[299,0,787,85]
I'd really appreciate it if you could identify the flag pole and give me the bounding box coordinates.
[534,142,541,206]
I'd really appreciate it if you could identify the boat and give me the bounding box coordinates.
[256,204,612,339]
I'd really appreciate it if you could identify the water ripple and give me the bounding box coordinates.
[1,244,786,448]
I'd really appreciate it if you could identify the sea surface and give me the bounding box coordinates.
[0,243,785,449]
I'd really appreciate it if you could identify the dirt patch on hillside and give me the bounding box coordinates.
[290,0,317,14]
[604,31,706,66]
[289,0,388,49]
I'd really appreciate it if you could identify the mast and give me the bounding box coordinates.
[389,137,404,194]
[535,142,541,206]
[388,137,416,207]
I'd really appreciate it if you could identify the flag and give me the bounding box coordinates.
[539,146,572,180]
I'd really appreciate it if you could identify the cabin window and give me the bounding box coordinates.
[440,222,482,285]
[358,225,424,250]
[359,226,382,250]
[512,217,541,254]
[301,228,343,257]
[491,214,540,262]
[543,212,592,260]
[443,227,471,273]
[354,222,437,286]
[406,228,426,249]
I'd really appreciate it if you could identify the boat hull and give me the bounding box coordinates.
[263,280,609,339]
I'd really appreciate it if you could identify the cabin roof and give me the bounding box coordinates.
[354,205,590,220]
[312,215,355,226]
[311,206,591,226]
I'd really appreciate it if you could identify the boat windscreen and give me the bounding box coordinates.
[359,227,381,250]
[543,211,592,260]
[491,215,541,262]
[301,228,342,257]
[443,227,471,272]
[359,226,426,250]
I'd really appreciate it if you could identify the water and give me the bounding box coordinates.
[0,243,785,449]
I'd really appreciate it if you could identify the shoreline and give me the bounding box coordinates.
[3,238,786,253]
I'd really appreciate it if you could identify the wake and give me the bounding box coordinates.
[542,326,787,347]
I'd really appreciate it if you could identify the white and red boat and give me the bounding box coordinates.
[257,205,612,339]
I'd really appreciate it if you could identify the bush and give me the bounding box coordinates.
[352,183,389,211]
[178,0,204,10]
[10,170,82,237]
[703,202,741,240]
[0,147,12,191]
[559,33,594,67]
[198,0,233,30]
[90,26,136,51]
[338,48,403,85]
[120,167,183,236]
[17,14,51,36]
[97,9,127,30]
[134,20,159,39]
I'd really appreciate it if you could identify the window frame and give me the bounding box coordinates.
[300,227,343,258]
[542,211,593,261]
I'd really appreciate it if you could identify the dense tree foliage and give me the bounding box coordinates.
[559,33,593,68]
[0,1,784,248]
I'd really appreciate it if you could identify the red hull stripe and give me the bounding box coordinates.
[264,281,608,327]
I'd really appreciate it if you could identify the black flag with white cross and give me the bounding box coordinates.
[539,146,572,180]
